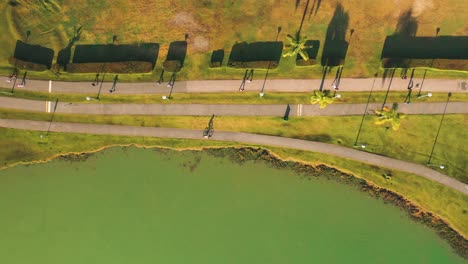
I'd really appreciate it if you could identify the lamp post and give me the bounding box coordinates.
[46,98,59,136]
[354,73,378,147]
[9,72,18,94]
[96,73,105,100]
[109,75,118,93]
[427,92,451,165]
[427,164,445,169]
[404,69,415,104]
[163,73,176,100]
[260,26,282,97]
[417,92,432,99]
[381,68,395,110]
[417,27,440,97]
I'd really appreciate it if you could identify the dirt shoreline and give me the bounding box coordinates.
[1,144,467,258]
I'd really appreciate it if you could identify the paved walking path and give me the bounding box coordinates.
[1,97,467,116]
[1,118,467,195]
[4,75,468,94]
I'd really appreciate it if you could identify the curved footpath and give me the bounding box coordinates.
[5,76,468,94]
[1,97,468,116]
[1,118,467,195]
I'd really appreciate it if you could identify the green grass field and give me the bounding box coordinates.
[1,127,467,238]
[1,108,466,182]
[1,0,467,81]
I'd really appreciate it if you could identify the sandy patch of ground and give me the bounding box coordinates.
[412,0,434,16]
[170,12,210,52]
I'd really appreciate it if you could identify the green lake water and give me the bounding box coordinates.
[0,147,464,263]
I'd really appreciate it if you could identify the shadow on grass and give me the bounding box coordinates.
[382,36,468,70]
[210,49,224,68]
[381,9,468,70]
[57,26,82,70]
[296,40,320,66]
[69,43,159,73]
[304,134,332,142]
[11,40,54,70]
[381,9,418,69]
[228,41,283,69]
[321,3,349,67]
[73,43,159,66]
[163,41,188,72]
[309,0,323,17]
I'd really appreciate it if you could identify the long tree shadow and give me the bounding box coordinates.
[309,0,323,17]
[298,0,311,34]
[163,41,188,72]
[320,3,349,67]
[381,11,468,71]
[57,26,82,71]
[381,9,418,69]
[10,40,54,71]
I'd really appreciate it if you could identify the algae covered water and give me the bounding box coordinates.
[0,147,464,263]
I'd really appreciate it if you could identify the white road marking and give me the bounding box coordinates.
[297,104,303,116]
[47,101,51,113]
[49,80,52,93]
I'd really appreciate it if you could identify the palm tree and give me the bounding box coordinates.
[283,32,313,61]
[374,103,405,131]
[310,90,334,109]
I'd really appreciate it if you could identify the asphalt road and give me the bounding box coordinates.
[1,97,467,116]
[5,75,468,94]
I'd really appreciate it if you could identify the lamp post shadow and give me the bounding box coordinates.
[283,104,291,121]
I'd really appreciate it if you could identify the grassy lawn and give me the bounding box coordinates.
[1,87,467,104]
[1,1,467,80]
[1,127,467,238]
[1,108,466,182]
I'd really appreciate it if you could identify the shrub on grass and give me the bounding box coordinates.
[228,41,283,69]
[67,61,153,73]
[11,40,54,70]
[296,40,320,66]
[210,49,224,68]
[8,57,48,71]
[163,60,182,72]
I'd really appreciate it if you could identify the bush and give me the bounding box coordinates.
[209,61,222,68]
[381,58,468,71]
[210,49,224,68]
[381,36,468,70]
[66,61,153,73]
[296,40,320,66]
[227,60,279,69]
[163,60,182,72]
[12,40,54,70]
[296,58,317,66]
[72,43,159,65]
[8,57,48,71]
[227,41,283,69]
